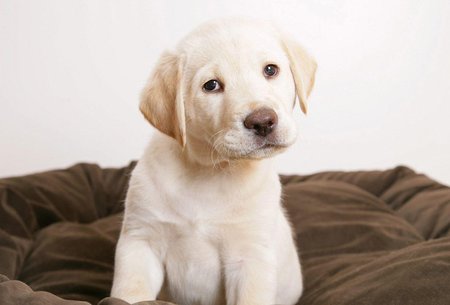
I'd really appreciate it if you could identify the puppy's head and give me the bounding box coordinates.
[140,19,316,165]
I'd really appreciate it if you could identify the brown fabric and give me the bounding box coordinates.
[281,167,450,305]
[0,163,449,305]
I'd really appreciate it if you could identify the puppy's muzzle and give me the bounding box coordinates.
[244,108,278,137]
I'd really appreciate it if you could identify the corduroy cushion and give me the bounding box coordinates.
[0,163,449,305]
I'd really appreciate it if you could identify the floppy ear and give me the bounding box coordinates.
[281,37,317,114]
[140,51,186,147]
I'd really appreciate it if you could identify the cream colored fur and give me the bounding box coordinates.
[111,18,316,305]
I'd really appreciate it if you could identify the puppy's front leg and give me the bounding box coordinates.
[111,233,163,303]
[224,241,277,305]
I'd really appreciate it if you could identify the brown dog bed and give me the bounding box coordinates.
[0,163,449,305]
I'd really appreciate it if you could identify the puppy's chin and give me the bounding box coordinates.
[211,129,297,162]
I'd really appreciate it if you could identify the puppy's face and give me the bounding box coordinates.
[140,19,316,165]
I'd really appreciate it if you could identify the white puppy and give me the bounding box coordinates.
[111,18,316,305]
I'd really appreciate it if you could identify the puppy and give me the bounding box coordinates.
[111,18,316,305]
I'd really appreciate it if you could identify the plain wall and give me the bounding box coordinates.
[1,0,449,184]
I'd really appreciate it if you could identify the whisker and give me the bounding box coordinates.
[209,129,227,169]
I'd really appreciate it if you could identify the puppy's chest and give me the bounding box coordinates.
[140,171,280,304]
[160,221,225,305]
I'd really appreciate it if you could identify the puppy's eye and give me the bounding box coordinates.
[203,80,222,92]
[263,64,279,78]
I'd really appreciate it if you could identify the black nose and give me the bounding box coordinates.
[244,108,278,137]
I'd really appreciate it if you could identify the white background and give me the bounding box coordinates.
[1,0,449,185]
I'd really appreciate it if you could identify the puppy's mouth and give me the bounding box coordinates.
[260,143,283,149]
[253,140,289,153]
[226,140,291,160]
